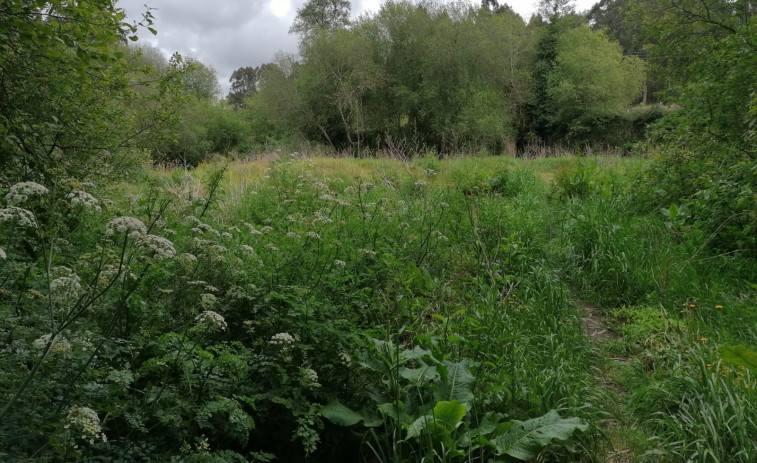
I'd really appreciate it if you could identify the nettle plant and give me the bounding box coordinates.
[322,338,588,462]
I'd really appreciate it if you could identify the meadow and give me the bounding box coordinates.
[1,154,755,462]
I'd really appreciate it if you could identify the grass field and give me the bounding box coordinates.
[2,154,755,462]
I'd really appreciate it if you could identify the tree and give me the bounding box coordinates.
[227,66,260,108]
[0,0,172,183]
[537,0,575,20]
[289,0,351,38]
[547,25,645,138]
[181,58,221,101]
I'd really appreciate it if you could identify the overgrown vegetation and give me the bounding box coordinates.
[1,0,755,461]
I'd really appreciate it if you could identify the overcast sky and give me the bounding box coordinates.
[117,0,597,96]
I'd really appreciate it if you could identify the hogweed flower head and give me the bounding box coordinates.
[195,310,227,331]
[33,333,71,353]
[65,406,106,444]
[270,332,295,345]
[66,190,101,212]
[137,234,176,260]
[199,293,217,310]
[50,275,82,305]
[0,206,36,228]
[5,182,48,206]
[105,216,147,239]
[301,367,319,384]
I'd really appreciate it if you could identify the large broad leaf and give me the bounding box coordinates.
[435,360,475,404]
[405,401,467,440]
[399,364,439,385]
[494,410,588,460]
[406,414,433,439]
[720,345,757,372]
[321,400,364,426]
[432,400,466,431]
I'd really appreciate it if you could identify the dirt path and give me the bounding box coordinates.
[579,301,635,463]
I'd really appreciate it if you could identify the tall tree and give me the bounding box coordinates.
[289,0,351,38]
[537,0,575,20]
[227,66,260,108]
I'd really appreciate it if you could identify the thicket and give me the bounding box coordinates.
[229,0,651,156]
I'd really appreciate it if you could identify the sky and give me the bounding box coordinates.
[117,0,597,96]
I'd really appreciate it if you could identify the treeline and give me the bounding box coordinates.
[230,0,651,156]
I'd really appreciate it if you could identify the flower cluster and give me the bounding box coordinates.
[0,206,36,228]
[269,332,295,345]
[137,234,176,260]
[66,190,101,212]
[199,293,217,310]
[0,247,5,260]
[65,406,106,444]
[301,367,319,384]
[105,216,147,239]
[50,275,82,306]
[32,333,72,353]
[5,182,48,206]
[195,310,227,331]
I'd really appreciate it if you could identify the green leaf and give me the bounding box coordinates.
[436,360,475,404]
[494,410,588,460]
[405,414,433,439]
[720,345,757,372]
[321,400,364,426]
[399,364,439,384]
[432,400,466,431]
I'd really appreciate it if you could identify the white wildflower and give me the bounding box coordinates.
[105,217,147,239]
[339,352,352,367]
[360,248,377,256]
[185,215,202,225]
[240,245,256,256]
[0,247,5,260]
[50,275,82,305]
[209,244,227,253]
[320,194,335,201]
[306,231,320,240]
[163,228,176,236]
[228,226,241,233]
[414,180,428,187]
[334,260,346,267]
[174,254,197,269]
[195,310,227,331]
[199,293,217,310]
[302,368,319,384]
[137,234,176,260]
[5,182,48,206]
[65,406,106,444]
[264,243,279,251]
[32,333,71,353]
[269,332,295,345]
[66,190,101,212]
[439,202,449,208]
[286,231,300,239]
[260,226,274,233]
[221,232,233,239]
[0,206,36,228]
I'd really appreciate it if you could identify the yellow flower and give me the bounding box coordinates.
[714,305,724,310]
[689,304,696,308]
[706,364,712,370]
[700,337,708,342]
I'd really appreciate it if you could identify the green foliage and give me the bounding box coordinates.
[0,0,189,184]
